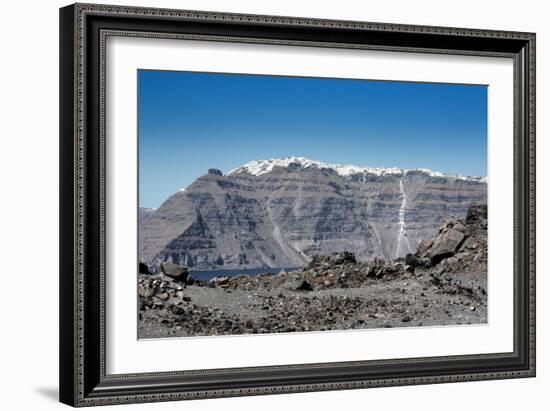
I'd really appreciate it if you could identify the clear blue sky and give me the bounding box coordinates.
[139,70,487,208]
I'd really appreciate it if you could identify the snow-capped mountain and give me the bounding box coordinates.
[141,157,487,270]
[227,156,486,182]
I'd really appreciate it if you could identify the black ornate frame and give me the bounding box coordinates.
[59,3,536,407]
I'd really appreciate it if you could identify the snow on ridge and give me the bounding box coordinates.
[226,156,486,182]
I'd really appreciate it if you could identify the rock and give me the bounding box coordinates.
[453,221,466,233]
[139,262,151,275]
[209,276,229,285]
[160,262,190,284]
[428,229,465,264]
[405,253,419,267]
[277,268,287,276]
[296,280,313,291]
[466,203,488,225]
[416,240,434,258]
[171,305,185,315]
[295,252,357,270]
[330,251,356,265]
[208,168,223,176]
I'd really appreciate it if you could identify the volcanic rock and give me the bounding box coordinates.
[160,262,190,283]
[427,229,465,264]
[296,280,313,291]
[139,262,151,275]
[405,253,419,267]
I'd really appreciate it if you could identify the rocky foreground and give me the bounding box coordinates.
[138,204,488,338]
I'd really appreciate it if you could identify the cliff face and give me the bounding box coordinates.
[139,207,156,223]
[139,157,487,269]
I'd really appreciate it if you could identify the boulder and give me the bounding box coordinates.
[416,240,434,258]
[296,280,313,291]
[405,253,419,267]
[160,262,190,284]
[139,262,151,275]
[428,228,465,264]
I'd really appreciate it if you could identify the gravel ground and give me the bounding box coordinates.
[138,269,487,339]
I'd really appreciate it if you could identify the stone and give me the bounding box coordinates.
[209,276,229,285]
[453,222,467,233]
[405,253,419,267]
[296,280,313,291]
[160,262,190,285]
[139,262,151,275]
[416,240,434,258]
[466,203,488,225]
[329,251,356,265]
[171,305,185,315]
[428,229,466,264]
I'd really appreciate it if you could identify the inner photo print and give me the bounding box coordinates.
[137,70,488,339]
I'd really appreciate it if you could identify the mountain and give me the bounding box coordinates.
[139,207,156,223]
[139,157,487,270]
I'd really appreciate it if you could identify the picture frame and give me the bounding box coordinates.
[59,2,536,407]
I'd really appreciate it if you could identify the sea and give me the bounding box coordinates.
[189,267,299,282]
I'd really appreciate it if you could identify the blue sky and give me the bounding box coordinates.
[139,70,487,208]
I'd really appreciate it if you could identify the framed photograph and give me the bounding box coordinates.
[59,3,536,407]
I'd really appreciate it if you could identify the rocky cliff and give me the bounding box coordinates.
[139,157,487,269]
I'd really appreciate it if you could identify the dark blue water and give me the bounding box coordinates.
[190,267,299,282]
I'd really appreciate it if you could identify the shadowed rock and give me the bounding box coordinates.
[405,253,419,267]
[428,228,465,264]
[139,262,151,275]
[296,280,313,291]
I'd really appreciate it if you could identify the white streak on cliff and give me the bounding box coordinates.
[267,185,307,265]
[395,177,411,258]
